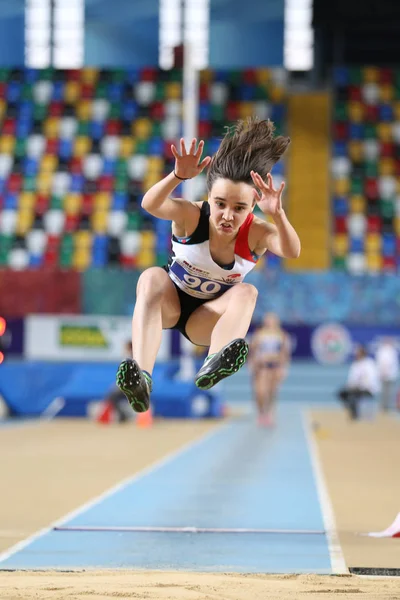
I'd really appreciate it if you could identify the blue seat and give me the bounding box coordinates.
[111,192,128,210]
[271,103,285,122]
[379,103,394,122]
[7,82,21,103]
[52,81,65,101]
[4,193,17,209]
[349,123,364,140]
[199,102,211,121]
[333,67,349,86]
[29,254,43,268]
[59,139,73,160]
[122,100,138,121]
[70,174,84,192]
[349,237,364,253]
[333,196,349,217]
[89,120,105,140]
[23,68,39,84]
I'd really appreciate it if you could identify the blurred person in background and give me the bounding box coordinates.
[116,118,300,414]
[375,338,399,412]
[338,344,380,420]
[249,312,291,427]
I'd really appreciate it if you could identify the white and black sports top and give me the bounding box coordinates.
[166,202,259,301]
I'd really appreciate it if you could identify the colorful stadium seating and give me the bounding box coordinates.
[332,66,400,273]
[0,68,287,271]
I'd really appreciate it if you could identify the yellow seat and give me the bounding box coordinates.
[363,67,379,83]
[0,135,15,154]
[136,249,155,269]
[132,118,152,140]
[333,178,350,196]
[44,117,60,138]
[147,156,164,173]
[120,137,135,158]
[348,140,363,162]
[394,101,400,121]
[74,230,92,249]
[379,157,394,176]
[41,154,58,173]
[256,69,271,85]
[37,172,52,194]
[19,192,36,210]
[76,100,91,121]
[81,67,98,84]
[395,217,400,236]
[166,82,181,100]
[65,81,80,103]
[200,69,213,83]
[377,123,392,142]
[93,192,111,211]
[64,193,82,216]
[269,86,286,103]
[91,210,108,234]
[16,209,34,236]
[380,84,394,103]
[366,252,382,272]
[365,233,381,252]
[144,173,161,190]
[140,231,155,250]
[350,195,366,214]
[239,102,254,119]
[348,101,364,122]
[0,98,6,118]
[333,234,348,257]
[74,136,91,158]
[73,248,91,271]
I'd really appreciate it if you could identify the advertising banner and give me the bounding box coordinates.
[25,315,171,362]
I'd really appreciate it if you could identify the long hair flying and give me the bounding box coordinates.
[206,117,290,190]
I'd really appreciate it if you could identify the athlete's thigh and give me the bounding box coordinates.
[184,287,234,346]
[137,266,181,329]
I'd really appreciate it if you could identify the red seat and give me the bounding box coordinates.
[46,138,59,154]
[380,68,393,84]
[69,157,83,174]
[365,105,379,122]
[383,256,396,271]
[7,173,22,193]
[3,117,16,135]
[366,215,381,233]
[198,121,211,138]
[364,178,379,200]
[349,86,362,101]
[81,83,94,99]
[226,102,240,122]
[82,194,94,215]
[243,69,257,85]
[334,216,347,233]
[381,142,394,157]
[67,69,81,81]
[43,248,59,267]
[199,83,209,102]
[65,214,79,232]
[105,119,121,135]
[47,234,61,250]
[98,175,114,192]
[333,122,349,141]
[49,101,64,117]
[150,101,165,120]
[36,194,50,215]
[140,68,158,82]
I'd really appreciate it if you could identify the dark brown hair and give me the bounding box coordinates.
[206,117,290,191]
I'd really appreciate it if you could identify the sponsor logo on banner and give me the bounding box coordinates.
[311,323,352,365]
[26,315,170,362]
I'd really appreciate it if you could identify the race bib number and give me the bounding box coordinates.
[169,261,233,299]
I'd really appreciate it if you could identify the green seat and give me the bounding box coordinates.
[61,233,74,252]
[364,124,377,138]
[152,122,163,137]
[168,69,181,82]
[334,102,348,121]
[59,249,73,268]
[112,69,125,83]
[0,234,12,266]
[40,67,54,80]
[116,159,128,177]
[109,102,121,118]
[228,70,243,85]
[136,140,149,154]
[50,195,63,210]
[349,67,362,85]
[127,211,142,230]
[255,86,269,101]
[0,68,9,82]
[154,82,166,101]
[15,139,27,159]
[23,175,36,192]
[380,200,395,219]
[333,256,346,269]
[77,121,89,135]
[95,82,107,99]
[33,104,47,120]
[365,161,378,178]
[350,177,363,195]
[22,84,33,100]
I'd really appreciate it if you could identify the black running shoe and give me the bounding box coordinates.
[195,338,249,390]
[116,359,152,413]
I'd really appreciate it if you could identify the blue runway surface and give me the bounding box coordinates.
[0,404,334,573]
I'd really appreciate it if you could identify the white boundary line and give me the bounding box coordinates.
[0,420,230,565]
[55,525,325,535]
[302,410,348,575]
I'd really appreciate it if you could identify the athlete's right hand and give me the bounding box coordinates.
[171,138,211,180]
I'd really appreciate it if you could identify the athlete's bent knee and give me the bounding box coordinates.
[232,282,258,304]
[136,268,167,303]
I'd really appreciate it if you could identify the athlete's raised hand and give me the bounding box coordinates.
[251,171,285,217]
[171,138,211,180]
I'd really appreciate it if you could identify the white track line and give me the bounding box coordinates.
[302,410,348,575]
[55,525,325,535]
[0,420,230,565]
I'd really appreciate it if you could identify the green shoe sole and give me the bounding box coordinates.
[195,339,249,390]
[116,359,150,413]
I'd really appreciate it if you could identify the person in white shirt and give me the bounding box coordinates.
[375,338,399,412]
[338,345,380,419]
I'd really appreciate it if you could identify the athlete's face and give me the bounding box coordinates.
[208,178,255,236]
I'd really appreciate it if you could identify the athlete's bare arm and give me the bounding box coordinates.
[141,138,211,228]
[249,171,301,259]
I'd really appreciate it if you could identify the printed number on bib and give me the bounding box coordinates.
[183,274,221,295]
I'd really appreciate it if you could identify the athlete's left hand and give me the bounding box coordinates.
[251,171,285,217]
